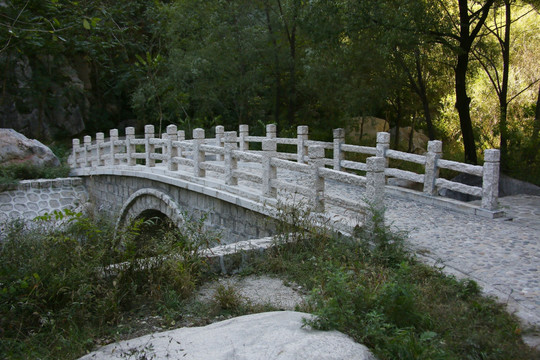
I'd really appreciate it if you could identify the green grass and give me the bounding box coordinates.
[244,205,539,360]
[0,210,216,359]
[0,205,538,359]
[0,162,71,185]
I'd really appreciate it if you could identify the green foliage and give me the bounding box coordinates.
[0,210,216,359]
[0,162,70,185]
[1,0,163,137]
[250,202,539,360]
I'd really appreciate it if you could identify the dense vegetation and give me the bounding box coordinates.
[1,207,538,359]
[2,0,539,183]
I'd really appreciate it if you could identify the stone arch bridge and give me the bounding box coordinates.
[70,123,502,244]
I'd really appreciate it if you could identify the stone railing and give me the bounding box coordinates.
[70,124,501,220]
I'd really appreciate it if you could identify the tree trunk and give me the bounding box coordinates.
[498,0,511,169]
[531,83,540,158]
[415,51,435,140]
[393,95,402,150]
[452,0,495,164]
[455,51,478,164]
[264,1,282,124]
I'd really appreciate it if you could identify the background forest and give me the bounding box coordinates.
[1,0,539,184]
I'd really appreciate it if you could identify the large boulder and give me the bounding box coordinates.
[348,116,390,141]
[0,129,60,167]
[389,126,430,154]
[79,311,376,360]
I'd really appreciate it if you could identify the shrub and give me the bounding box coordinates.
[0,210,216,358]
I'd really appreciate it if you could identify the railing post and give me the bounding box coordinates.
[266,124,277,139]
[71,138,80,168]
[423,140,442,195]
[262,138,277,198]
[309,145,325,212]
[83,135,91,167]
[193,128,205,177]
[125,127,136,166]
[365,156,386,230]
[376,132,390,159]
[95,132,104,166]
[110,129,119,166]
[239,124,249,152]
[482,149,500,211]
[215,125,224,161]
[297,125,309,164]
[224,131,238,186]
[333,128,345,170]
[178,130,185,159]
[167,124,178,171]
[145,124,155,167]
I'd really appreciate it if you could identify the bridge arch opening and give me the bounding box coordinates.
[116,188,184,235]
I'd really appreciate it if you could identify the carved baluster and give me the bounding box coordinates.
[167,125,178,171]
[365,156,386,231]
[239,124,249,152]
[71,138,80,168]
[215,125,224,161]
[297,125,309,164]
[145,125,155,167]
[96,132,104,166]
[482,149,500,211]
[193,128,205,177]
[178,130,185,159]
[266,124,276,139]
[224,131,238,186]
[333,128,345,171]
[126,127,136,166]
[423,140,442,195]
[309,145,325,212]
[262,138,277,197]
[110,129,119,166]
[84,135,91,167]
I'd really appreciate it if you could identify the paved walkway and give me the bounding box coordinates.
[385,194,540,331]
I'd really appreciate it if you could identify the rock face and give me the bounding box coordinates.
[390,126,430,153]
[0,129,60,167]
[348,116,390,141]
[79,311,376,360]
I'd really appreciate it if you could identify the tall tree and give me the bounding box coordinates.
[453,0,495,164]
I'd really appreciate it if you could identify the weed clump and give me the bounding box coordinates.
[0,162,71,185]
[252,202,539,360]
[0,210,216,359]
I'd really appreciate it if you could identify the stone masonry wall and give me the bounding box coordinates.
[0,178,88,223]
[83,175,277,244]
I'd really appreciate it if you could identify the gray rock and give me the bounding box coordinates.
[0,128,60,167]
[79,311,375,360]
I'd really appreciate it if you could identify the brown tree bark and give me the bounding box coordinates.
[454,0,495,164]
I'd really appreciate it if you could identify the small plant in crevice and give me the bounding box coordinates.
[213,283,245,312]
